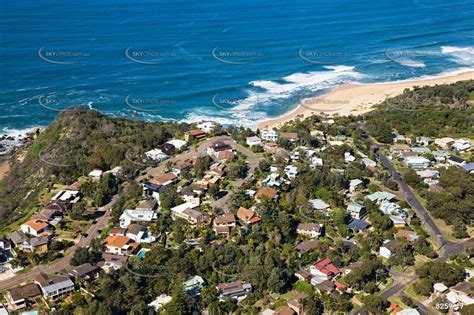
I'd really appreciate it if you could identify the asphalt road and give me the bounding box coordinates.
[0,196,116,290]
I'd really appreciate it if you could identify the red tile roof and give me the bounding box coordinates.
[314,258,340,276]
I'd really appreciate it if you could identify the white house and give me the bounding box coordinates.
[145,149,169,161]
[362,157,376,168]
[196,121,215,133]
[310,156,323,167]
[452,139,471,152]
[246,136,262,147]
[260,130,278,142]
[166,139,188,150]
[379,240,397,259]
[347,203,365,219]
[284,165,298,179]
[297,223,324,238]
[349,179,363,192]
[88,169,103,180]
[344,152,356,163]
[119,209,157,228]
[406,156,430,169]
[148,294,172,312]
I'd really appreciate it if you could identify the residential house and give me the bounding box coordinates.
[166,139,188,150]
[379,240,398,259]
[5,283,42,311]
[462,163,474,173]
[294,269,313,282]
[196,121,215,133]
[294,240,319,255]
[8,230,28,248]
[184,275,205,297]
[447,282,474,307]
[98,253,128,272]
[156,143,176,156]
[366,191,396,203]
[415,136,430,147]
[260,130,279,142]
[362,157,376,168]
[24,236,50,253]
[136,199,157,211]
[34,273,75,299]
[170,202,209,225]
[152,172,177,186]
[447,155,466,167]
[142,183,168,202]
[296,223,324,238]
[119,209,157,228]
[310,156,324,168]
[349,179,363,192]
[452,139,471,152]
[209,162,226,176]
[104,235,140,256]
[344,152,356,163]
[207,141,232,158]
[20,219,52,237]
[172,160,193,175]
[434,137,455,149]
[432,150,448,163]
[217,281,252,301]
[309,199,331,216]
[256,187,278,201]
[310,258,340,282]
[286,292,308,315]
[347,203,366,219]
[246,136,262,147]
[214,213,237,236]
[236,207,261,226]
[68,263,100,281]
[347,218,370,231]
[284,165,298,179]
[406,156,430,169]
[390,144,411,154]
[280,132,299,141]
[126,224,156,243]
[184,129,206,141]
[217,150,235,162]
[148,294,173,312]
[88,169,103,180]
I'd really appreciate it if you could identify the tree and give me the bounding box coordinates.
[389,239,415,267]
[362,295,389,314]
[413,278,433,296]
[301,295,324,315]
[71,247,91,266]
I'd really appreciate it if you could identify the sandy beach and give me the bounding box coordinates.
[258,70,474,130]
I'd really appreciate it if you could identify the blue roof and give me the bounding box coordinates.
[347,219,370,230]
[462,163,474,172]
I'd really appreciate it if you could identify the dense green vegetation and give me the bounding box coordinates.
[0,108,190,228]
[365,80,474,142]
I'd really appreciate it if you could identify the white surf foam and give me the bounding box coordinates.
[441,46,474,66]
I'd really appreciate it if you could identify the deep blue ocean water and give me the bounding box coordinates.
[1,0,473,135]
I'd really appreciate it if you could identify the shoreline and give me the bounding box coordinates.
[257,69,474,130]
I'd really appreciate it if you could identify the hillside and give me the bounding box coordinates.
[364,80,474,143]
[0,108,189,227]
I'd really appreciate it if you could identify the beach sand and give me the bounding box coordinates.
[257,70,474,130]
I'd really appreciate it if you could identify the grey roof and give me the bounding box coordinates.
[9,230,28,244]
[69,263,100,278]
[35,273,74,295]
[347,219,370,230]
[462,163,474,172]
[29,236,49,247]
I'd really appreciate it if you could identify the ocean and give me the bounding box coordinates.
[1,0,473,138]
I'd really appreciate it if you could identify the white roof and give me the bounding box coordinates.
[261,309,275,315]
[0,304,9,315]
[433,283,448,292]
[148,294,172,311]
[120,209,157,222]
[89,169,103,177]
[349,179,363,187]
[52,190,80,201]
[246,136,261,142]
[171,202,198,214]
[309,199,330,210]
[398,309,420,315]
[406,156,430,163]
[167,139,187,149]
